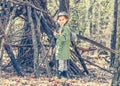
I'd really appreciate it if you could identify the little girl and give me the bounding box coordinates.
[54,11,70,79]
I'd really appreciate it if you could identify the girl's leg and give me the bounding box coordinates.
[57,60,68,78]
[58,60,67,71]
[58,60,64,71]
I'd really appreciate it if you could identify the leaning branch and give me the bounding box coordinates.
[77,34,119,55]
[4,44,23,76]
[83,58,113,74]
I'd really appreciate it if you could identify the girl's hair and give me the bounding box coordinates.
[57,15,69,20]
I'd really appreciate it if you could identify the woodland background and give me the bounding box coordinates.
[0,0,119,86]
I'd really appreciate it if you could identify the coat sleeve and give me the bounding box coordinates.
[56,26,70,42]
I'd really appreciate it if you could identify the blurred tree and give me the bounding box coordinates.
[59,0,69,12]
[111,0,120,85]
[110,0,118,67]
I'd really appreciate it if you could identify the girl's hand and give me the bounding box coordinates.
[54,31,57,36]
[59,29,62,35]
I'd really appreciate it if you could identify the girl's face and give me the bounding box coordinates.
[57,16,68,27]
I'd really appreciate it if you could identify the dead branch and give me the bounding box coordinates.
[83,58,113,74]
[27,4,40,78]
[8,0,48,13]
[77,34,119,55]
[71,41,89,74]
[4,44,23,76]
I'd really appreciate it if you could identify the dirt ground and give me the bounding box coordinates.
[0,56,113,86]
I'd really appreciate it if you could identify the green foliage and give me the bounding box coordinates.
[69,2,86,35]
[69,0,114,37]
[47,0,58,16]
[8,16,25,44]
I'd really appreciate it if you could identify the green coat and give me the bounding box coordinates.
[55,24,71,60]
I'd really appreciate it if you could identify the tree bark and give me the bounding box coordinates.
[110,0,118,67]
[111,0,120,85]
[59,0,69,12]
[27,4,40,78]
[77,34,119,54]
[71,41,89,74]
[4,44,23,76]
[0,4,18,62]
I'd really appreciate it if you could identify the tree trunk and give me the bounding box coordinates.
[59,0,69,12]
[110,0,118,67]
[111,0,120,85]
[111,29,120,85]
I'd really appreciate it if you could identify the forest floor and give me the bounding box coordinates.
[0,54,113,86]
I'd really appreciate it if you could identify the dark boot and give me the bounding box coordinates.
[49,61,55,68]
[62,71,68,78]
[57,70,62,79]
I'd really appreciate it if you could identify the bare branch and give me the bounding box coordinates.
[8,0,48,13]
